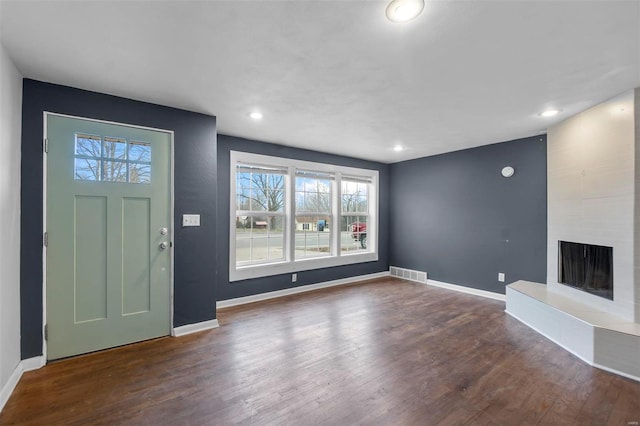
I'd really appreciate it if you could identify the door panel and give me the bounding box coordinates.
[74,195,108,323]
[46,114,171,360]
[122,197,151,315]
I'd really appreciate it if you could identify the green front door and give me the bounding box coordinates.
[46,114,172,360]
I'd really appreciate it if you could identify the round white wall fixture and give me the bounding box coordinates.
[501,166,515,178]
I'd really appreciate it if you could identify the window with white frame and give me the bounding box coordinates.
[341,175,371,252]
[230,151,378,281]
[235,163,287,265]
[295,170,333,258]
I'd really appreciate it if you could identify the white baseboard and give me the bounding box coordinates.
[0,356,46,412]
[173,319,220,337]
[426,279,506,301]
[21,356,45,372]
[0,362,22,412]
[217,271,390,309]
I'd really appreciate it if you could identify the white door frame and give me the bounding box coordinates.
[42,111,176,361]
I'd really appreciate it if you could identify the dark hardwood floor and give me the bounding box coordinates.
[2,277,639,425]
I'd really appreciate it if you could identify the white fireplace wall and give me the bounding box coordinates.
[547,90,637,323]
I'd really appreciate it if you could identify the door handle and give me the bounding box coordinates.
[159,242,168,250]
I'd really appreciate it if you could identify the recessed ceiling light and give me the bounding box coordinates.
[249,111,263,120]
[386,0,425,23]
[393,145,404,152]
[540,109,560,118]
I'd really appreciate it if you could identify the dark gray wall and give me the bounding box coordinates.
[21,80,218,359]
[20,80,543,358]
[217,134,389,300]
[389,135,547,294]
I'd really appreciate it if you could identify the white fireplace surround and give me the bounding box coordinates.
[507,88,640,381]
[547,89,638,323]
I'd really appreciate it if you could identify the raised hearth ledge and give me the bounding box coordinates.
[506,280,640,382]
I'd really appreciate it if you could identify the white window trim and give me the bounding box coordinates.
[229,151,379,282]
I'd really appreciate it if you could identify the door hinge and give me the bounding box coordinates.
[43,232,48,247]
[43,138,48,153]
[44,324,48,341]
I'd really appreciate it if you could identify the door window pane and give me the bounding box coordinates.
[103,137,127,160]
[102,160,128,182]
[74,134,152,184]
[74,158,100,181]
[129,141,151,162]
[129,163,151,184]
[75,134,101,157]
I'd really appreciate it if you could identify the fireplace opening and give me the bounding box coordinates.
[558,241,613,300]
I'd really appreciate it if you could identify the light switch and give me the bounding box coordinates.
[182,214,201,227]
[498,272,505,282]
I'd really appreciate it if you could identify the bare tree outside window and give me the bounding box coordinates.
[237,172,285,212]
[75,135,102,180]
[235,167,286,264]
[298,179,331,213]
[237,171,285,230]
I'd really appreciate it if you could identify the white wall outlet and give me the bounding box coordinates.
[498,272,505,282]
[182,214,201,227]
[292,273,297,282]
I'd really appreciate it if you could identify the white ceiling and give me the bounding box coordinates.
[1,0,639,163]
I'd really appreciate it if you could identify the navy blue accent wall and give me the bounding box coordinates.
[20,80,217,359]
[389,136,547,294]
[217,134,389,300]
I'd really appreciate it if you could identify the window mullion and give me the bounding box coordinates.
[288,165,296,262]
[334,173,341,256]
[371,173,378,254]
[229,161,237,269]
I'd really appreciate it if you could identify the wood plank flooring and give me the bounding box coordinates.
[2,277,639,425]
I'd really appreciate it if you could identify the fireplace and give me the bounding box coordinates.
[558,241,613,300]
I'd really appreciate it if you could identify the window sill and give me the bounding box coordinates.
[230,252,379,282]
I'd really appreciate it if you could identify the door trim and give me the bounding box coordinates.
[42,111,176,361]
